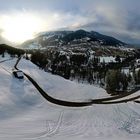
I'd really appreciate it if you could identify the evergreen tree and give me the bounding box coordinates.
[120,72,128,91]
[2,52,5,58]
[106,70,120,93]
[136,69,140,84]
[115,55,121,63]
[106,70,129,94]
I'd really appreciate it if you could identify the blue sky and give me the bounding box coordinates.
[0,0,140,44]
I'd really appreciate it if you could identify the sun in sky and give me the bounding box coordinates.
[0,13,46,44]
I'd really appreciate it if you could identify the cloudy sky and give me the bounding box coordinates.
[0,0,140,44]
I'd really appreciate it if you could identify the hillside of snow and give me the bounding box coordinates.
[0,55,140,140]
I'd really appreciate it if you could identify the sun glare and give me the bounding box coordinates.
[0,14,45,44]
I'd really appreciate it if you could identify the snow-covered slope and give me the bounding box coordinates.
[0,56,140,140]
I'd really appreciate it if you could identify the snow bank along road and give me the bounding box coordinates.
[15,57,140,107]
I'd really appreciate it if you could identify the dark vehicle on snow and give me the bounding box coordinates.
[13,70,24,79]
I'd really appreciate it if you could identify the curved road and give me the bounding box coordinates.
[15,57,93,107]
[14,57,140,107]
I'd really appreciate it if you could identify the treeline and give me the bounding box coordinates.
[0,44,25,57]
[29,49,140,95]
[106,70,132,94]
[30,51,48,68]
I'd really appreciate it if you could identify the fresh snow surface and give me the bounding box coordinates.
[100,56,116,63]
[0,56,140,140]
[100,56,124,63]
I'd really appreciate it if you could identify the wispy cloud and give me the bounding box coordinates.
[0,0,140,44]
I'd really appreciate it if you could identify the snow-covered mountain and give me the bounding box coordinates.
[21,30,126,49]
[0,54,140,140]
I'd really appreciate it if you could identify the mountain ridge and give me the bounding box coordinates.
[21,29,126,49]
